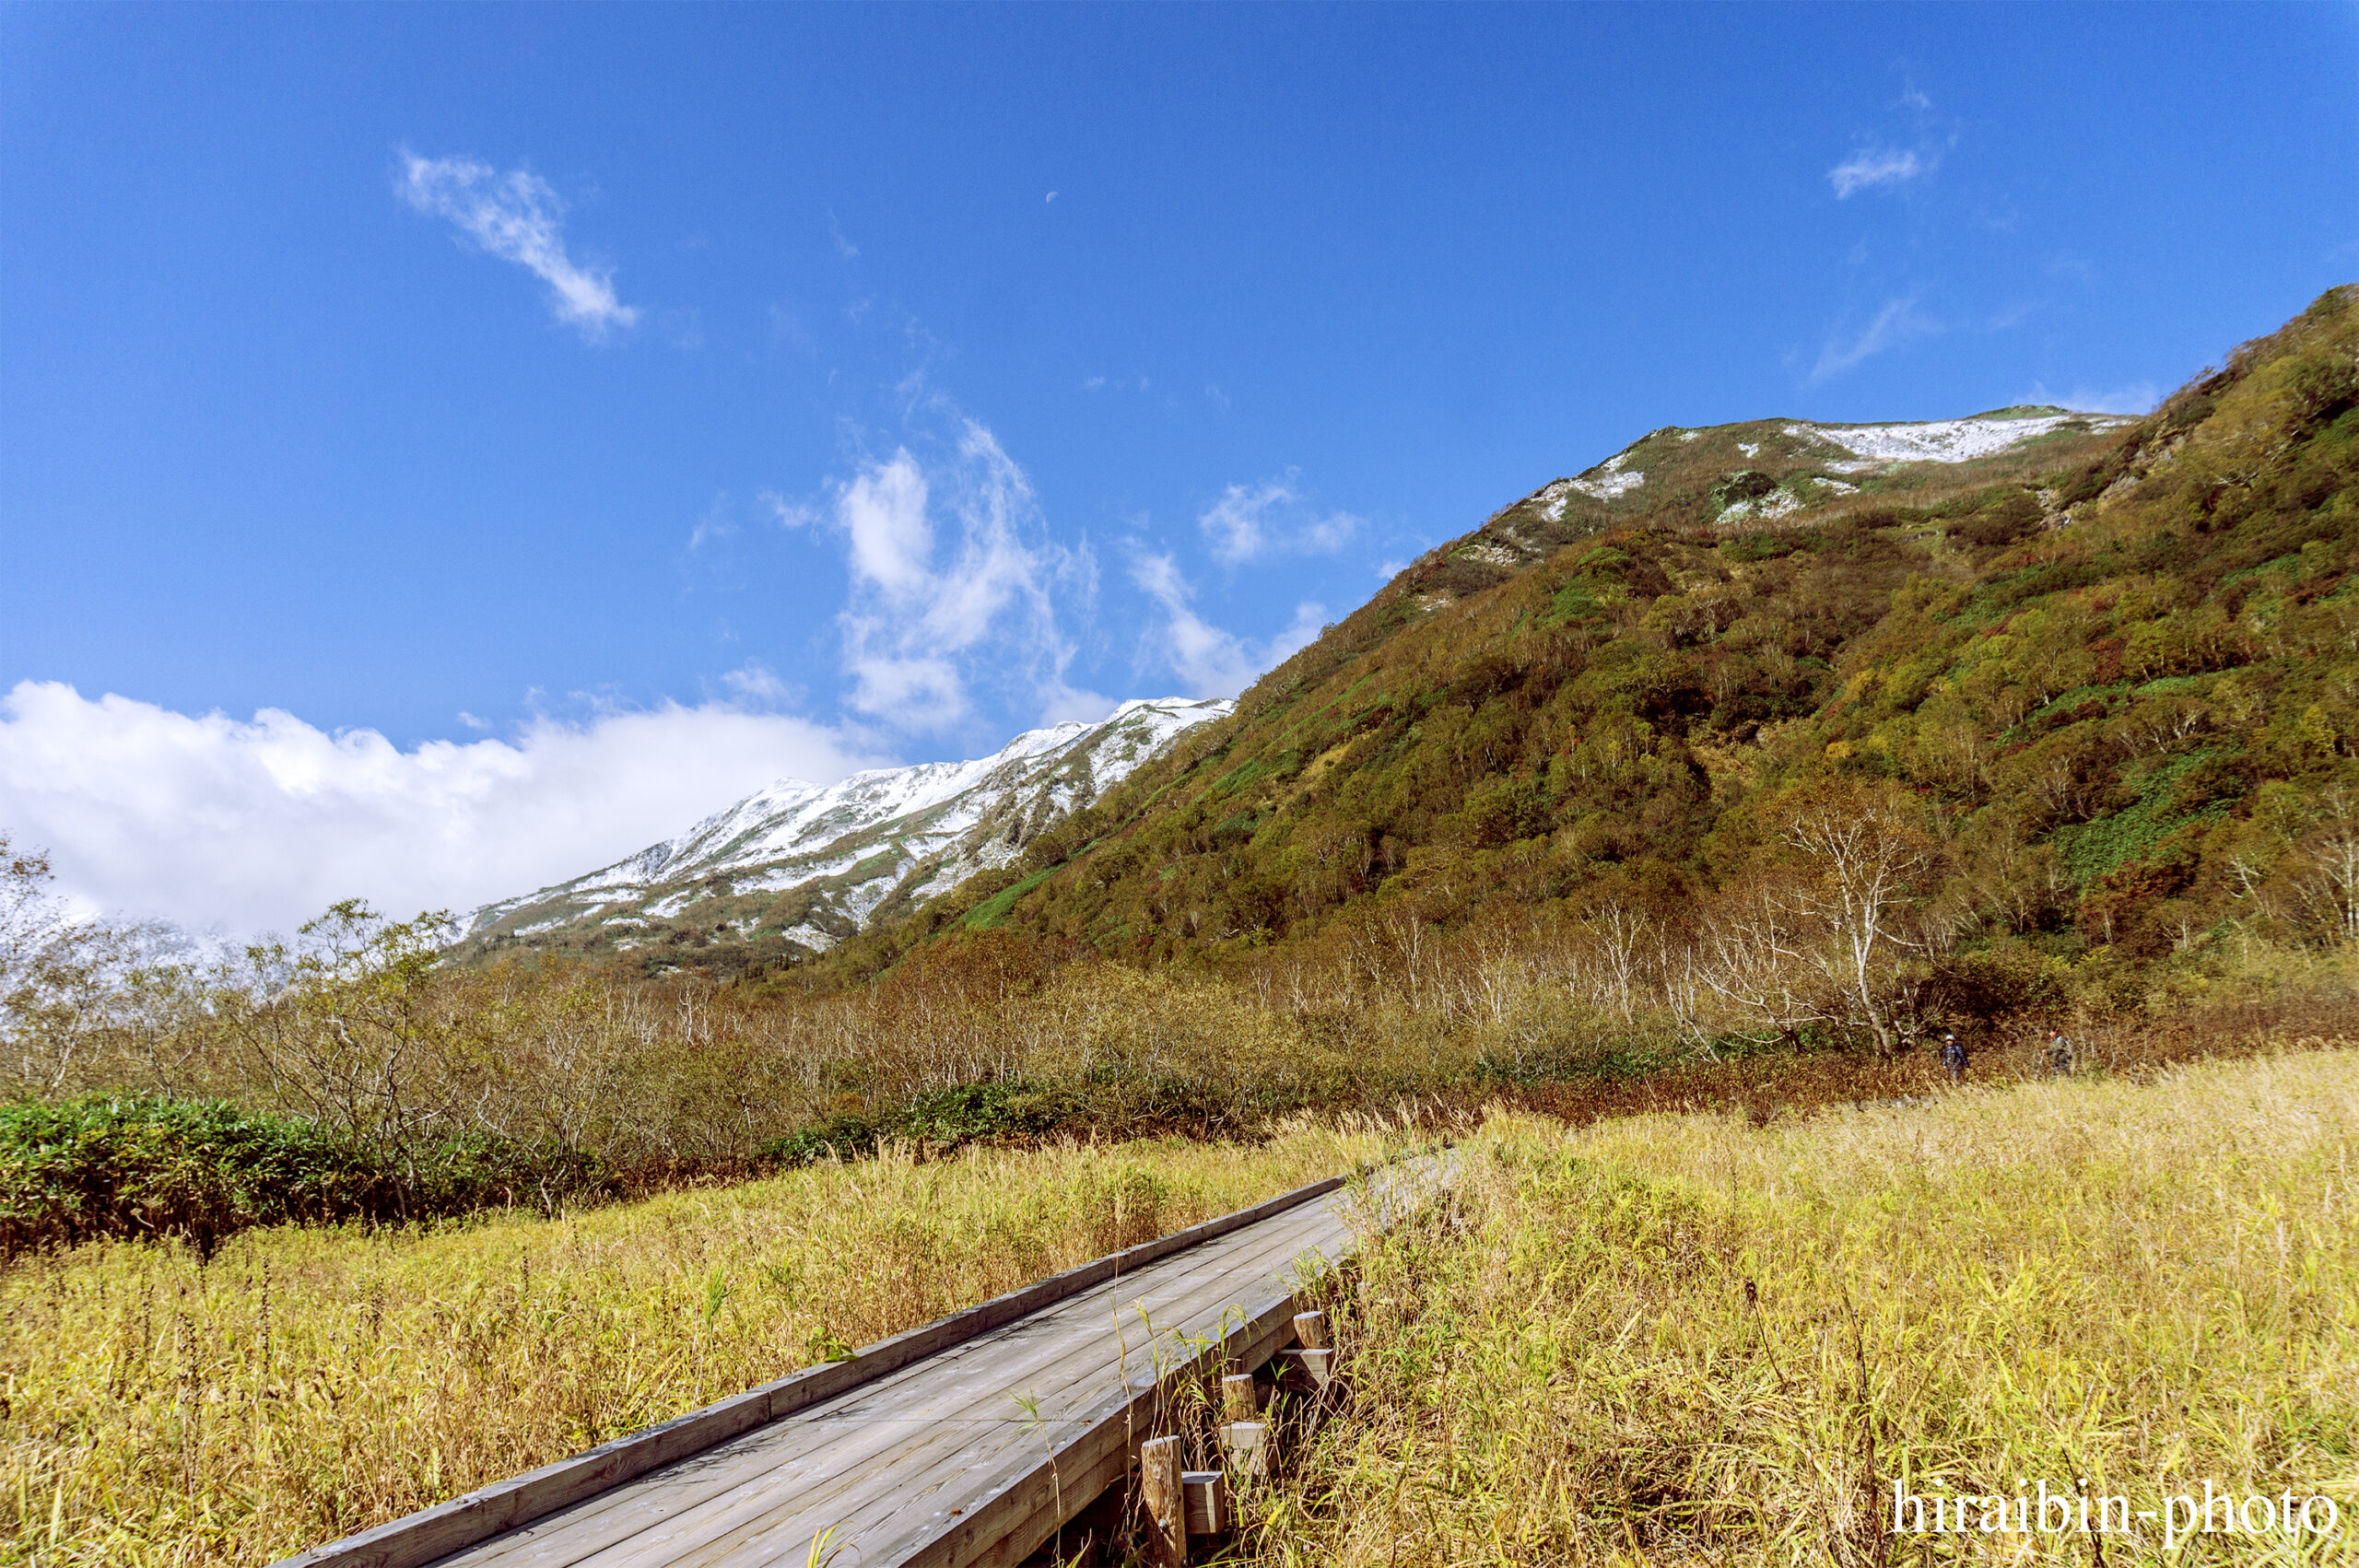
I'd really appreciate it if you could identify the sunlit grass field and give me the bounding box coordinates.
[7,1050,2355,1566]
[1248,1048,2359,1566]
[0,1121,1392,1565]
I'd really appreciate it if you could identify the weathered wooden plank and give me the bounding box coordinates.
[448,1203,1355,1568]
[903,1286,1316,1568]
[452,1258,1320,1568]
[271,1174,1348,1568]
[613,1251,1332,1568]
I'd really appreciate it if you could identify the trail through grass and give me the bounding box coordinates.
[0,1122,1391,1565]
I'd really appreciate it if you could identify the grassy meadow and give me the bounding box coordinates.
[0,1120,1393,1565]
[1239,1047,2359,1565]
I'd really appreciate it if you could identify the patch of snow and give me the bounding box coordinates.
[1457,542,1520,567]
[781,922,837,951]
[1787,413,2132,467]
[1569,453,1646,502]
[1737,442,1760,457]
[1527,478,1579,521]
[1719,489,1804,524]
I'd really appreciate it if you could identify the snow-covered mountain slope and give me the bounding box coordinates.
[464,696,1230,964]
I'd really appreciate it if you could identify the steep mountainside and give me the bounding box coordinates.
[816,289,2359,1012]
[464,697,1228,968]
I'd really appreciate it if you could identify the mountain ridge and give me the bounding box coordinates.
[798,287,2359,1015]
[463,696,1230,968]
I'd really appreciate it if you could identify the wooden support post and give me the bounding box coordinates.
[1219,1419,1270,1480]
[1181,1471,1230,1535]
[1220,1373,1259,1422]
[1139,1435,1186,1566]
[1280,1307,1334,1387]
[1278,1347,1333,1387]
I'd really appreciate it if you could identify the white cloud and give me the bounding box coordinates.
[1827,146,1926,199]
[802,419,1098,732]
[0,680,880,936]
[1807,297,1941,384]
[1130,554,1323,700]
[687,493,736,551]
[758,489,822,530]
[1198,473,1363,566]
[395,151,638,339]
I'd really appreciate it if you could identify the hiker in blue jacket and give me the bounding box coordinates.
[1940,1032,1968,1082]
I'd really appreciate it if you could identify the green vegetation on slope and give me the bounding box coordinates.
[810,287,2359,1053]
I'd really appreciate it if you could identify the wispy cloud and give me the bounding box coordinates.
[1130,554,1322,699]
[687,493,736,552]
[1807,297,1941,384]
[792,416,1101,732]
[1198,473,1362,566]
[396,152,638,339]
[0,679,876,935]
[1828,146,1927,199]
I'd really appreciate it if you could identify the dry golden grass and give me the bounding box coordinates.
[1247,1049,2359,1565]
[0,1121,1393,1565]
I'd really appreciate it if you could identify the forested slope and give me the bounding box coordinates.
[812,287,2359,1038]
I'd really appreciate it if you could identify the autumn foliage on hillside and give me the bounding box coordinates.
[816,287,2359,1049]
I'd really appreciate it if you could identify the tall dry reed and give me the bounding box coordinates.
[1245,1050,2359,1565]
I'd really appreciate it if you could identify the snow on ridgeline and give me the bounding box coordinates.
[466,696,1231,955]
[1789,411,2135,471]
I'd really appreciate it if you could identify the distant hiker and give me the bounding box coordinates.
[1940,1032,1967,1082]
[2048,1032,2075,1078]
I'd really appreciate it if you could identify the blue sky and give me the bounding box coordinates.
[3,3,2354,931]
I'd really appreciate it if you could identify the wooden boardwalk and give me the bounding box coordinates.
[280,1169,1412,1568]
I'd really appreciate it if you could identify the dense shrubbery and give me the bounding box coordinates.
[0,1094,605,1259]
